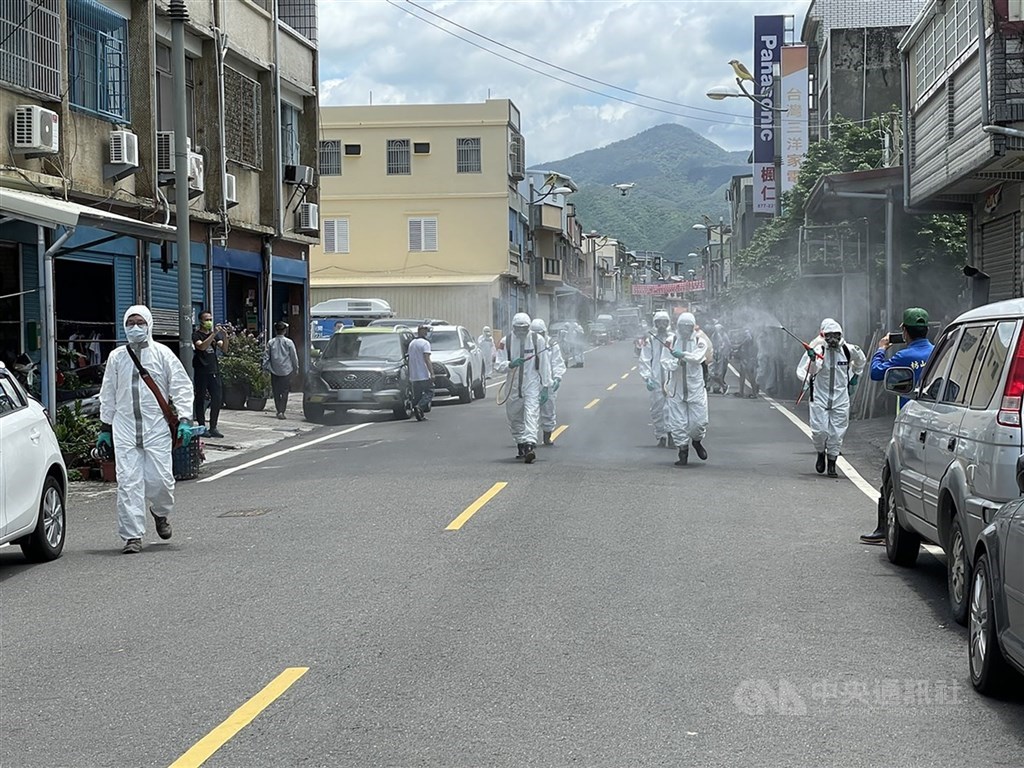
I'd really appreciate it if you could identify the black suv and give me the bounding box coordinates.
[303,328,414,422]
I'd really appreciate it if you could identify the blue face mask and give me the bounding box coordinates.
[126,325,148,344]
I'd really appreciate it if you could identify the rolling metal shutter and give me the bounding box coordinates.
[980,213,1022,301]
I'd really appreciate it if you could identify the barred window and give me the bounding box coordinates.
[319,140,342,175]
[278,0,318,43]
[224,67,263,170]
[456,137,481,174]
[912,0,976,98]
[67,0,130,121]
[281,102,301,166]
[323,218,349,253]
[0,0,61,98]
[387,139,411,175]
[408,217,438,252]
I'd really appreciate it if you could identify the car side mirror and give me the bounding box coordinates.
[884,367,915,396]
[1016,454,1024,496]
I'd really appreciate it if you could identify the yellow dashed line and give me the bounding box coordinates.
[446,482,508,531]
[607,383,617,391]
[584,398,600,409]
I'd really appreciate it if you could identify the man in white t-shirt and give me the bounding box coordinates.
[407,324,434,421]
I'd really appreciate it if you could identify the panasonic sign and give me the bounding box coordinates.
[753,15,785,215]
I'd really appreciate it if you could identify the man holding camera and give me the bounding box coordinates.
[193,310,230,438]
[860,307,935,544]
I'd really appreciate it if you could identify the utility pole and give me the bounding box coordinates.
[170,0,193,374]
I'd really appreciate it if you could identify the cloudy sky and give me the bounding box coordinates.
[318,0,810,164]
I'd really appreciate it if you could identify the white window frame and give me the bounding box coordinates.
[387,139,411,175]
[319,140,341,176]
[322,218,350,254]
[456,137,482,173]
[408,217,438,252]
[281,102,301,167]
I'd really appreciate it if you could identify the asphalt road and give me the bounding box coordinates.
[2,342,1023,768]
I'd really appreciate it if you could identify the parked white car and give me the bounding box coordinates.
[0,363,67,562]
[426,325,486,403]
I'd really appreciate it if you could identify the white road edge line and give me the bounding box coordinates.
[198,423,371,483]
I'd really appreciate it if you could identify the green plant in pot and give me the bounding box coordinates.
[220,332,270,410]
[54,400,101,472]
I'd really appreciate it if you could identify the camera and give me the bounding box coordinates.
[887,331,904,345]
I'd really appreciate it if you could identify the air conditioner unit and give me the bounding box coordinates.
[13,105,59,153]
[284,164,314,186]
[295,201,319,233]
[187,150,204,194]
[109,130,139,166]
[344,144,361,156]
[224,173,238,206]
[155,131,191,174]
[413,142,431,154]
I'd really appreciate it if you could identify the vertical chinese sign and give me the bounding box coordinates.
[780,45,808,196]
[753,15,784,215]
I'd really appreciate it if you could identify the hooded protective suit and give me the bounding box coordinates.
[99,305,194,541]
[494,312,552,454]
[530,318,566,438]
[796,318,867,460]
[638,310,674,442]
[662,313,709,451]
[477,325,496,378]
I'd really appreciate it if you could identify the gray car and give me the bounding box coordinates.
[968,455,1024,695]
[883,298,1024,625]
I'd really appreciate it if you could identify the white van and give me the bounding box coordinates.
[310,298,394,352]
[882,298,1024,624]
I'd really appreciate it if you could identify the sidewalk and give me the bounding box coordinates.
[201,392,316,465]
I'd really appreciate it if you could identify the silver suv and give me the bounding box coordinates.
[883,298,1024,625]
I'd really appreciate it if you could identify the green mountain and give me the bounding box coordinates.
[533,123,748,267]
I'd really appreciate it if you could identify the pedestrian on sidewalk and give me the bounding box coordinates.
[478,325,496,379]
[97,305,195,554]
[192,310,229,438]
[408,323,434,421]
[663,312,710,466]
[861,307,935,543]
[796,318,867,478]
[265,321,299,420]
[531,318,566,446]
[639,310,674,447]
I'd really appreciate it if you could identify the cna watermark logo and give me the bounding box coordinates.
[733,678,965,716]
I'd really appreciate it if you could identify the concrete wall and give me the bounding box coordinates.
[828,27,906,121]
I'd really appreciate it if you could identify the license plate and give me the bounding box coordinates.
[336,390,366,402]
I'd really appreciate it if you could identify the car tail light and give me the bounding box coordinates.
[997,330,1024,427]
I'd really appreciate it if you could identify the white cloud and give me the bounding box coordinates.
[317,0,810,161]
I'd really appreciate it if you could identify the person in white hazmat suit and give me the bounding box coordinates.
[477,325,496,379]
[662,312,710,466]
[530,318,566,446]
[493,312,552,464]
[97,305,195,553]
[638,310,675,447]
[796,318,867,478]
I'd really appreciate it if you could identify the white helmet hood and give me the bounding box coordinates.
[530,318,547,334]
[123,304,153,342]
[821,318,842,335]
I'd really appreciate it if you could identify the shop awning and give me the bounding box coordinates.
[0,186,177,242]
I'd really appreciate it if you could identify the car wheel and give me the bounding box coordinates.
[303,401,326,423]
[393,393,413,420]
[948,513,970,626]
[20,475,65,562]
[472,372,486,400]
[884,474,920,567]
[458,368,473,404]
[969,554,1016,695]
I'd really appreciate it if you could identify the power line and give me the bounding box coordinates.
[386,0,753,127]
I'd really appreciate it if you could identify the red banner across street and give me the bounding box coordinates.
[631,280,705,296]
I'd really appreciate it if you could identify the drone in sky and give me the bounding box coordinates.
[612,182,636,196]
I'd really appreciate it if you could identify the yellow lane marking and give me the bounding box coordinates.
[550,425,569,442]
[620,373,630,380]
[446,482,508,531]
[169,667,309,768]
[631,366,637,371]
[584,398,600,409]
[606,383,617,391]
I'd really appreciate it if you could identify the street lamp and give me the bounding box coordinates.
[528,174,576,319]
[583,231,611,321]
[692,218,731,299]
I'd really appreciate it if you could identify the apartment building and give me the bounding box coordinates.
[0,0,319,387]
[313,99,531,335]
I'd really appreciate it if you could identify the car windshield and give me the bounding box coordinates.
[323,333,403,361]
[426,330,461,351]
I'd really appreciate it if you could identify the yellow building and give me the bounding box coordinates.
[313,99,531,334]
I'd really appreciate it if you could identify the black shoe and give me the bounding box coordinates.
[150,510,172,540]
[667,434,675,448]
[414,406,424,421]
[543,431,553,446]
[826,457,838,478]
[207,427,224,438]
[674,448,689,466]
[860,527,886,545]
[657,437,667,448]
[516,443,525,459]
[815,452,826,474]
[523,444,536,464]
[121,538,142,554]
[693,441,707,461]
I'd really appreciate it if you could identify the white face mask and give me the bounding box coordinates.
[126,325,148,343]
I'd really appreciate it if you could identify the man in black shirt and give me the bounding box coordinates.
[192,310,229,438]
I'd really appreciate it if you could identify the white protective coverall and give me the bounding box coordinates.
[99,305,194,541]
[478,326,496,379]
[662,313,709,449]
[494,313,552,448]
[796,318,867,458]
[531,318,567,436]
[638,310,674,441]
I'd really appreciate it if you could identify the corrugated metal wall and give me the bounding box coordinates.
[311,283,498,335]
[980,213,1022,301]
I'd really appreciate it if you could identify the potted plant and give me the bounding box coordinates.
[246,368,270,411]
[52,401,105,479]
[220,331,264,410]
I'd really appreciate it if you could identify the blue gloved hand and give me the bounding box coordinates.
[806,347,816,360]
[848,373,860,394]
[509,357,525,369]
[540,387,549,405]
[552,378,561,393]
[95,429,112,451]
[646,378,656,392]
[672,350,684,360]
[177,421,195,447]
